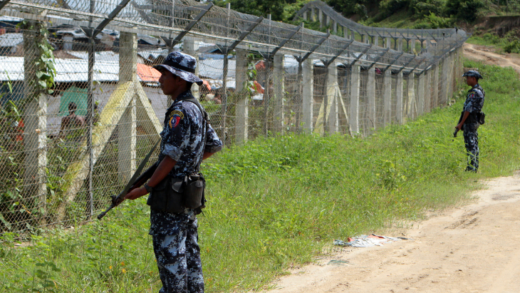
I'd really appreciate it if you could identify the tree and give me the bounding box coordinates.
[445,0,484,22]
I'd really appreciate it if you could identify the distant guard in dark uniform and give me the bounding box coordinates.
[455,70,485,172]
[124,52,222,292]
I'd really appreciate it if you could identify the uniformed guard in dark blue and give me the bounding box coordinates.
[455,70,485,172]
[124,51,222,293]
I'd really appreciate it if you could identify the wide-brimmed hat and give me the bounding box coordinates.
[462,70,483,79]
[153,52,203,86]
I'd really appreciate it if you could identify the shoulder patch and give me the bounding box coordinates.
[168,110,184,129]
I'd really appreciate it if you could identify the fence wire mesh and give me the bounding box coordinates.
[0,1,466,234]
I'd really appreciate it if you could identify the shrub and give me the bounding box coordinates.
[427,12,454,28]
[445,0,485,22]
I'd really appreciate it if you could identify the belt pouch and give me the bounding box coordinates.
[147,177,185,214]
[183,174,205,209]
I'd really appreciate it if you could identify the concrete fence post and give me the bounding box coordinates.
[383,69,392,126]
[273,54,285,134]
[441,55,450,106]
[396,71,404,124]
[417,72,425,116]
[302,59,314,133]
[349,65,360,134]
[235,48,248,144]
[405,72,415,119]
[23,23,48,219]
[367,67,376,131]
[118,32,137,184]
[184,37,200,100]
[433,62,439,108]
[327,62,338,134]
[319,9,323,28]
[424,69,432,113]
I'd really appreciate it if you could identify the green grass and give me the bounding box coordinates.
[1,60,520,292]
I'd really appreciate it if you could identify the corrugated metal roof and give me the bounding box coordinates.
[0,33,22,48]
[0,56,157,83]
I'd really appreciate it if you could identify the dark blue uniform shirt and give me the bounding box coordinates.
[463,84,485,114]
[150,90,222,235]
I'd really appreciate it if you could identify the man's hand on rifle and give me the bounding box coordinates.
[124,186,148,200]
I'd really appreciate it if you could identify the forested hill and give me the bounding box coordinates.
[210,0,518,29]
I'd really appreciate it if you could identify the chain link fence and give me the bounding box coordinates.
[0,0,466,235]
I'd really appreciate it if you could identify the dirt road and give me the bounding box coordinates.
[463,43,520,74]
[262,173,520,293]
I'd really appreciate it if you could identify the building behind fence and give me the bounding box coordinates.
[0,0,466,234]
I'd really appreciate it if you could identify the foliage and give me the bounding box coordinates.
[16,21,56,95]
[1,61,520,292]
[467,30,520,53]
[427,12,454,28]
[445,0,485,22]
[214,0,305,21]
[411,0,444,17]
[379,0,412,17]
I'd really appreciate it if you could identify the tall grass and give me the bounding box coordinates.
[1,60,520,292]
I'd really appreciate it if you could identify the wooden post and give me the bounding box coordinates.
[395,71,404,124]
[118,32,137,184]
[349,65,360,134]
[367,67,376,131]
[273,54,285,134]
[398,38,403,51]
[23,23,47,221]
[235,48,248,144]
[302,59,314,133]
[383,69,392,126]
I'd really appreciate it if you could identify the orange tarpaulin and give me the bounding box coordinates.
[252,81,264,94]
[202,79,211,91]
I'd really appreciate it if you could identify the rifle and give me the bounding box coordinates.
[97,139,160,220]
[454,111,464,138]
